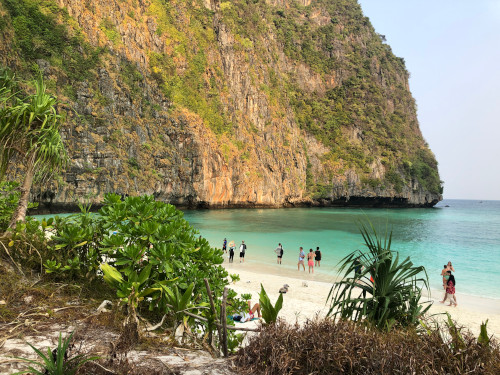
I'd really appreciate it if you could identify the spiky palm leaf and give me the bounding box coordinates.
[327,220,432,330]
[13,331,99,375]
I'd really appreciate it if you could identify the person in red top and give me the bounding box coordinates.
[440,271,457,306]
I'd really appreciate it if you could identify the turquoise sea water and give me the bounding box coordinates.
[35,199,500,299]
[183,199,500,300]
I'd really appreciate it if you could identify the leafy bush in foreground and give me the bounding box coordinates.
[236,319,500,375]
[47,194,228,314]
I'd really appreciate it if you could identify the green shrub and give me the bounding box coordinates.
[240,293,252,301]
[385,168,404,193]
[409,149,443,194]
[43,204,102,280]
[0,181,21,231]
[327,220,431,330]
[100,17,121,45]
[230,273,240,284]
[42,195,229,335]
[2,215,48,273]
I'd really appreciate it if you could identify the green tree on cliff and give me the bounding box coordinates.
[0,68,67,230]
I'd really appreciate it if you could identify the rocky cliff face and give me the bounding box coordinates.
[0,0,442,210]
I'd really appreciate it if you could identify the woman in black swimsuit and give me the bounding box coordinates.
[315,247,322,267]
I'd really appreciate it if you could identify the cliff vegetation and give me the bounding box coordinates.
[0,0,442,208]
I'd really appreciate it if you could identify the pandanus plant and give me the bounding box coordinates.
[0,69,68,231]
[327,220,432,330]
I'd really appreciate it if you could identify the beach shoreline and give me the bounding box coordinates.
[223,261,500,337]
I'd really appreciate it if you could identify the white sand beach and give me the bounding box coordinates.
[224,262,500,337]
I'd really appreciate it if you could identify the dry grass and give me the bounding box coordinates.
[0,261,228,374]
[236,319,500,375]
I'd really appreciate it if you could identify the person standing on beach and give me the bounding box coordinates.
[229,242,235,263]
[222,238,227,253]
[315,247,322,267]
[298,247,305,271]
[441,264,449,290]
[446,261,455,273]
[307,249,315,273]
[275,243,284,264]
[440,271,457,306]
[239,241,247,263]
[353,256,362,276]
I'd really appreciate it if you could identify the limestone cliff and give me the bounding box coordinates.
[0,0,442,210]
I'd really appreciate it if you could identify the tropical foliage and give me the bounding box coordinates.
[1,0,101,81]
[13,331,98,375]
[0,181,28,230]
[327,221,431,330]
[0,68,68,229]
[259,284,283,325]
[34,194,240,346]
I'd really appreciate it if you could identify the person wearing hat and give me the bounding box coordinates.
[228,241,235,263]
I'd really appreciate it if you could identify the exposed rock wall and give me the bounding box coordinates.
[0,0,442,211]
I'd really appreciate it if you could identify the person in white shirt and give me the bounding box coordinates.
[239,241,247,263]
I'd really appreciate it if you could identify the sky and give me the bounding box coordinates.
[357,0,500,200]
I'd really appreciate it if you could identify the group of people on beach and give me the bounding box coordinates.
[222,238,247,263]
[274,243,323,273]
[440,261,457,307]
[222,240,323,274]
[297,246,322,273]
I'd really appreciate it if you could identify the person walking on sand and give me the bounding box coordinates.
[275,243,284,264]
[297,247,305,271]
[314,246,322,267]
[239,241,247,263]
[222,238,227,253]
[440,271,457,307]
[440,264,449,290]
[307,249,315,273]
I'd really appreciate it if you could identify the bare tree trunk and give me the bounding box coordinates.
[8,158,35,230]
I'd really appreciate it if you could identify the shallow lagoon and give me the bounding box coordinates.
[35,199,500,299]
[183,199,500,299]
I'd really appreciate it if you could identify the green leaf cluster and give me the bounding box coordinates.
[328,220,431,330]
[259,284,283,325]
[13,331,98,375]
[0,181,21,230]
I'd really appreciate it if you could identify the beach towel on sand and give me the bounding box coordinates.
[229,315,259,323]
